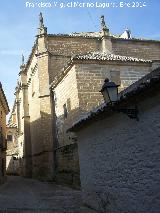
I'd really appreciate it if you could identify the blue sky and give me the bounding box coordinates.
[0,0,160,113]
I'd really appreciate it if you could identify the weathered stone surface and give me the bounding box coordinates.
[112,39,160,60]
[0,83,9,184]
[55,143,81,188]
[6,126,19,175]
[76,90,160,212]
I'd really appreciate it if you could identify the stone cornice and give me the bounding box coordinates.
[24,40,38,72]
[16,99,21,104]
[22,116,30,119]
[27,64,38,86]
[47,33,101,39]
[38,94,50,98]
[35,50,49,57]
[111,37,160,43]
[21,84,29,89]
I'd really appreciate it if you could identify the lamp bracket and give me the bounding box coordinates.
[114,105,139,121]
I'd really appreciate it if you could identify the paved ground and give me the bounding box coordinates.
[0,176,96,213]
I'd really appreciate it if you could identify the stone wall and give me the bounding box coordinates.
[76,89,160,212]
[6,127,19,175]
[0,100,7,137]
[33,36,54,180]
[27,60,43,179]
[55,143,80,188]
[54,65,80,146]
[48,36,100,56]
[48,37,160,85]
[0,96,7,183]
[6,156,19,175]
[53,66,80,187]
[27,49,54,180]
[112,39,160,60]
[76,62,152,112]
[48,36,100,82]
[16,81,25,176]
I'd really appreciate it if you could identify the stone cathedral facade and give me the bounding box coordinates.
[7,13,160,185]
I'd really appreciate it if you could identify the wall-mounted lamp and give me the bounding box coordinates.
[100,78,139,120]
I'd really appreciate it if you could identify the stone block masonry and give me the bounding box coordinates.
[0,83,9,184]
[55,143,81,188]
[112,39,160,60]
[48,36,100,83]
[76,62,151,112]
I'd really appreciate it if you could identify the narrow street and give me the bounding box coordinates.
[0,176,94,213]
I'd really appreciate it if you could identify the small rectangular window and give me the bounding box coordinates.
[7,135,13,142]
[63,104,68,119]
[67,98,71,112]
[32,77,35,97]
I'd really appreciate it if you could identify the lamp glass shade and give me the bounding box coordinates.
[101,88,110,103]
[100,78,119,104]
[107,86,118,103]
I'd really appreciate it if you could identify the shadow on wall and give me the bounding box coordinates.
[27,105,87,185]
[28,111,54,181]
[6,155,20,176]
[6,102,97,186]
[27,109,82,186]
[27,104,98,186]
[6,111,58,181]
[55,97,100,146]
[54,106,93,188]
[55,142,81,188]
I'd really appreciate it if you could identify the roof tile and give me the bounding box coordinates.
[72,52,152,63]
